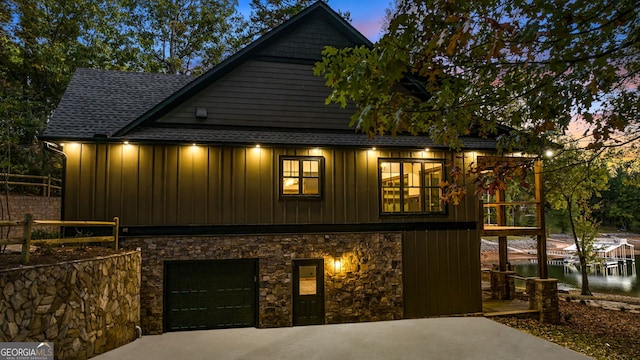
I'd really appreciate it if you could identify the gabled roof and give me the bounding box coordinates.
[114,1,370,137]
[42,1,503,151]
[43,68,194,139]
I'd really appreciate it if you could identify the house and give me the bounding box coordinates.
[42,2,505,334]
[562,236,635,275]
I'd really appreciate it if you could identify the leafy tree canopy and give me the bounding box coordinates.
[0,0,247,176]
[315,0,639,154]
[545,144,610,295]
[127,0,246,75]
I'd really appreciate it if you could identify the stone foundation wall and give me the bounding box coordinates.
[0,195,61,238]
[123,232,403,334]
[0,251,141,359]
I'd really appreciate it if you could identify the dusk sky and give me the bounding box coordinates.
[236,0,392,41]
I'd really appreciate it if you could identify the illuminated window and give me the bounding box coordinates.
[380,159,444,214]
[280,156,323,198]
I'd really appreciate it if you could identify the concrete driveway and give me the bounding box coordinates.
[93,317,592,360]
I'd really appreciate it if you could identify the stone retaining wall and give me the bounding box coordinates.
[0,251,141,359]
[0,194,61,238]
[123,232,403,334]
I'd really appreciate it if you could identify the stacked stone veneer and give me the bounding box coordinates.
[0,195,61,238]
[0,251,141,359]
[123,232,403,334]
[527,278,560,324]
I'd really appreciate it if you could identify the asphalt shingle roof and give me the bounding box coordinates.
[125,126,499,150]
[43,68,194,139]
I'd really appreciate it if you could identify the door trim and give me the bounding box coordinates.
[292,258,325,326]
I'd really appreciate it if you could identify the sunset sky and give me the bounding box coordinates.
[236,0,392,41]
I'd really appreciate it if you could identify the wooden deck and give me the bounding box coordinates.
[481,282,539,318]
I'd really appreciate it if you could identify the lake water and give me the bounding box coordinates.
[514,255,640,297]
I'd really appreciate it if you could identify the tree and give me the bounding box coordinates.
[126,0,246,75]
[0,0,134,177]
[314,0,639,153]
[545,145,610,296]
[598,160,640,231]
[1,0,249,181]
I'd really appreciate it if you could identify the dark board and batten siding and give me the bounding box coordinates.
[403,229,482,317]
[63,143,483,227]
[256,13,357,61]
[156,60,357,131]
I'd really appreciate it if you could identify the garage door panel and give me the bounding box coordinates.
[165,259,257,332]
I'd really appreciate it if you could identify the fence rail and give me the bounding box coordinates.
[0,214,119,265]
[0,173,62,197]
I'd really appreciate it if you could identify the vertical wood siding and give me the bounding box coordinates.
[64,144,486,227]
[402,229,482,317]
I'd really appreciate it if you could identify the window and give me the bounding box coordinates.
[379,159,444,214]
[280,156,323,198]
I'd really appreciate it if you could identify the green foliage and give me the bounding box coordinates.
[545,145,610,295]
[30,228,61,240]
[126,0,246,75]
[0,0,249,177]
[596,159,640,232]
[315,0,640,153]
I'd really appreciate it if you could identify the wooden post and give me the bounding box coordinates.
[113,217,120,250]
[21,214,33,265]
[47,174,52,197]
[496,189,508,271]
[535,159,548,279]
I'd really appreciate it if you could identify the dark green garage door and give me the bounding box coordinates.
[164,259,257,332]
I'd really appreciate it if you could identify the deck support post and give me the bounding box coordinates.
[490,270,515,300]
[526,277,559,324]
[535,159,548,279]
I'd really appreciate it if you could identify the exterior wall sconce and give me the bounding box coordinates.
[334,259,342,274]
[195,107,208,120]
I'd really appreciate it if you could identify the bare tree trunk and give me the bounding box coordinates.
[577,253,592,296]
[567,198,592,296]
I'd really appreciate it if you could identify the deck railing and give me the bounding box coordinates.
[0,214,119,265]
[0,173,62,197]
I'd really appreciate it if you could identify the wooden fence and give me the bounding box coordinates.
[0,214,119,265]
[0,173,62,196]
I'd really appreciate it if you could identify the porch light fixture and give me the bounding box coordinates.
[195,107,208,119]
[424,148,429,152]
[255,144,261,148]
[545,149,554,158]
[334,259,342,274]
[123,141,129,145]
